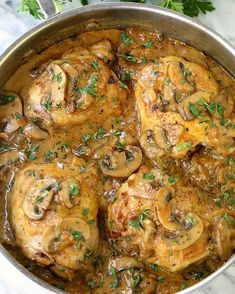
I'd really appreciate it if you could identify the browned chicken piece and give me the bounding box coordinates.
[135,56,234,159]
[26,46,127,127]
[108,167,212,272]
[10,157,101,280]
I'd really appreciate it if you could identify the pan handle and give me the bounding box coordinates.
[36,0,59,18]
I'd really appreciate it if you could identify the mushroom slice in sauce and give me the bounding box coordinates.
[163,212,204,250]
[168,61,195,93]
[59,178,81,208]
[155,186,204,249]
[100,146,143,177]
[178,91,211,121]
[89,39,115,62]
[140,130,165,159]
[155,186,180,231]
[42,225,62,253]
[23,178,58,220]
[24,123,48,140]
[214,215,235,260]
[0,93,22,133]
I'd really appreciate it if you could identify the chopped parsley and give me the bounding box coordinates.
[185,215,197,226]
[122,54,137,63]
[69,182,80,197]
[41,97,52,112]
[15,112,22,119]
[52,71,62,83]
[25,144,40,161]
[0,142,10,154]
[149,263,158,271]
[69,230,84,242]
[115,141,124,150]
[87,219,95,225]
[118,81,128,89]
[82,133,92,144]
[0,94,15,105]
[93,128,106,140]
[129,209,150,229]
[87,280,97,289]
[175,142,192,152]
[129,218,141,229]
[109,277,119,288]
[168,175,178,184]
[113,130,122,137]
[91,61,99,70]
[191,271,204,280]
[44,150,56,162]
[142,40,153,48]
[82,208,90,216]
[35,194,44,204]
[84,249,93,260]
[119,32,134,45]
[157,275,165,283]
[80,75,97,97]
[143,172,155,180]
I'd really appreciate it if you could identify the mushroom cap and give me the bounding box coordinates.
[100,145,143,178]
[23,178,58,220]
[24,123,48,140]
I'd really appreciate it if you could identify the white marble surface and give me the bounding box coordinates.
[0,0,235,293]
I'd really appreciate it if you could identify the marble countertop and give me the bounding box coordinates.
[0,0,235,293]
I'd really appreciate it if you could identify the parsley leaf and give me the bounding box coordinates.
[160,0,184,13]
[183,0,215,17]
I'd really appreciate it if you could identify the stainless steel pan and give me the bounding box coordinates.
[0,2,234,293]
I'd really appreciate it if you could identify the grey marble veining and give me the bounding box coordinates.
[0,0,235,293]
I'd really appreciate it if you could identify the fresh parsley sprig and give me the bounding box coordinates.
[19,0,215,20]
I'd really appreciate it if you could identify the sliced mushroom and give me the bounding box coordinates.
[89,39,115,62]
[155,186,180,231]
[178,91,211,121]
[0,93,22,133]
[60,63,78,78]
[100,146,142,177]
[214,215,235,260]
[62,217,91,242]
[155,187,204,249]
[153,125,169,149]
[168,61,195,93]
[23,178,58,220]
[140,130,165,159]
[109,257,143,272]
[42,225,62,253]
[163,213,204,250]
[59,178,81,208]
[24,123,48,140]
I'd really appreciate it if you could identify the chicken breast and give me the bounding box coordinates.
[108,167,211,272]
[26,45,127,127]
[135,56,234,159]
[10,157,101,278]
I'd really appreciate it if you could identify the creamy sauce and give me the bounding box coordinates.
[0,28,235,293]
